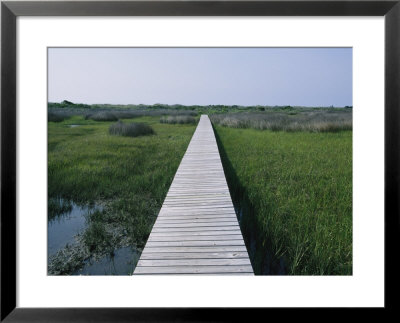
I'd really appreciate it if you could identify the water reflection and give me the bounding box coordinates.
[48,198,139,275]
[73,246,140,275]
[48,200,100,256]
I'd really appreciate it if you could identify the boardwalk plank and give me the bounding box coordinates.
[134,265,253,274]
[139,251,249,260]
[151,226,241,233]
[137,258,252,267]
[142,246,248,253]
[147,235,244,242]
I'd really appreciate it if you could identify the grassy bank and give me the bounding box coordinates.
[213,125,352,275]
[48,115,197,274]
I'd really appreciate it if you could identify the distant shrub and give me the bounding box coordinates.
[48,111,70,122]
[109,120,154,137]
[112,111,140,119]
[86,111,118,121]
[160,115,196,124]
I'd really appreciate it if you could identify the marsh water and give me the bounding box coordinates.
[72,246,140,275]
[48,202,95,256]
[48,199,138,275]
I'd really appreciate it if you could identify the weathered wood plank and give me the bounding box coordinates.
[147,235,244,242]
[156,217,237,223]
[134,265,254,274]
[149,230,243,237]
[151,226,241,233]
[157,214,237,220]
[137,258,252,267]
[142,246,248,253]
[139,251,250,260]
[152,221,239,228]
[143,240,245,247]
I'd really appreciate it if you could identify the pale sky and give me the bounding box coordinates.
[48,47,352,107]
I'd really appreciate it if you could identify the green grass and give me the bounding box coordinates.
[213,125,352,275]
[48,115,197,274]
[109,120,155,137]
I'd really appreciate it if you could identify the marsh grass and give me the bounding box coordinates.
[83,220,112,253]
[210,109,352,132]
[48,116,197,274]
[49,108,197,121]
[48,111,71,122]
[86,111,119,121]
[160,115,197,124]
[109,120,155,137]
[213,125,352,275]
[48,197,73,220]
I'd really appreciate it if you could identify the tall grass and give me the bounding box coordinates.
[109,120,154,137]
[86,111,118,121]
[210,109,352,132]
[48,197,73,220]
[160,115,196,124]
[213,125,352,275]
[48,116,197,274]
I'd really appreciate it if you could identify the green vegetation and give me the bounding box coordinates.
[48,111,70,122]
[48,114,197,274]
[48,100,350,115]
[213,125,352,275]
[210,108,352,132]
[86,111,119,121]
[109,120,155,137]
[48,197,72,220]
[48,102,352,275]
[160,115,196,124]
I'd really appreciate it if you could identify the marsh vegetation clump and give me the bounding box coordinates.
[48,197,73,220]
[109,120,155,137]
[48,111,71,122]
[160,115,196,124]
[210,108,352,132]
[85,111,119,121]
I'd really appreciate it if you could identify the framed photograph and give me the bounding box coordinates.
[1,0,399,320]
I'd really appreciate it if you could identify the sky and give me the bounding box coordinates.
[48,47,352,107]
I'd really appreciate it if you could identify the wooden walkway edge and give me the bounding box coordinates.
[134,115,253,275]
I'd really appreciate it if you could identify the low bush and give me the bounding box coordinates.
[109,120,154,137]
[48,111,70,122]
[160,115,196,124]
[86,111,118,121]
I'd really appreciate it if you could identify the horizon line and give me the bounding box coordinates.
[48,101,353,108]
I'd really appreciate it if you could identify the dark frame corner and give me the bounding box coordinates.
[1,1,399,321]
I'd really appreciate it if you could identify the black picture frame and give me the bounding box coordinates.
[1,0,399,321]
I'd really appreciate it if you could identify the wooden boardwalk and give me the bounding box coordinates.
[134,115,253,275]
